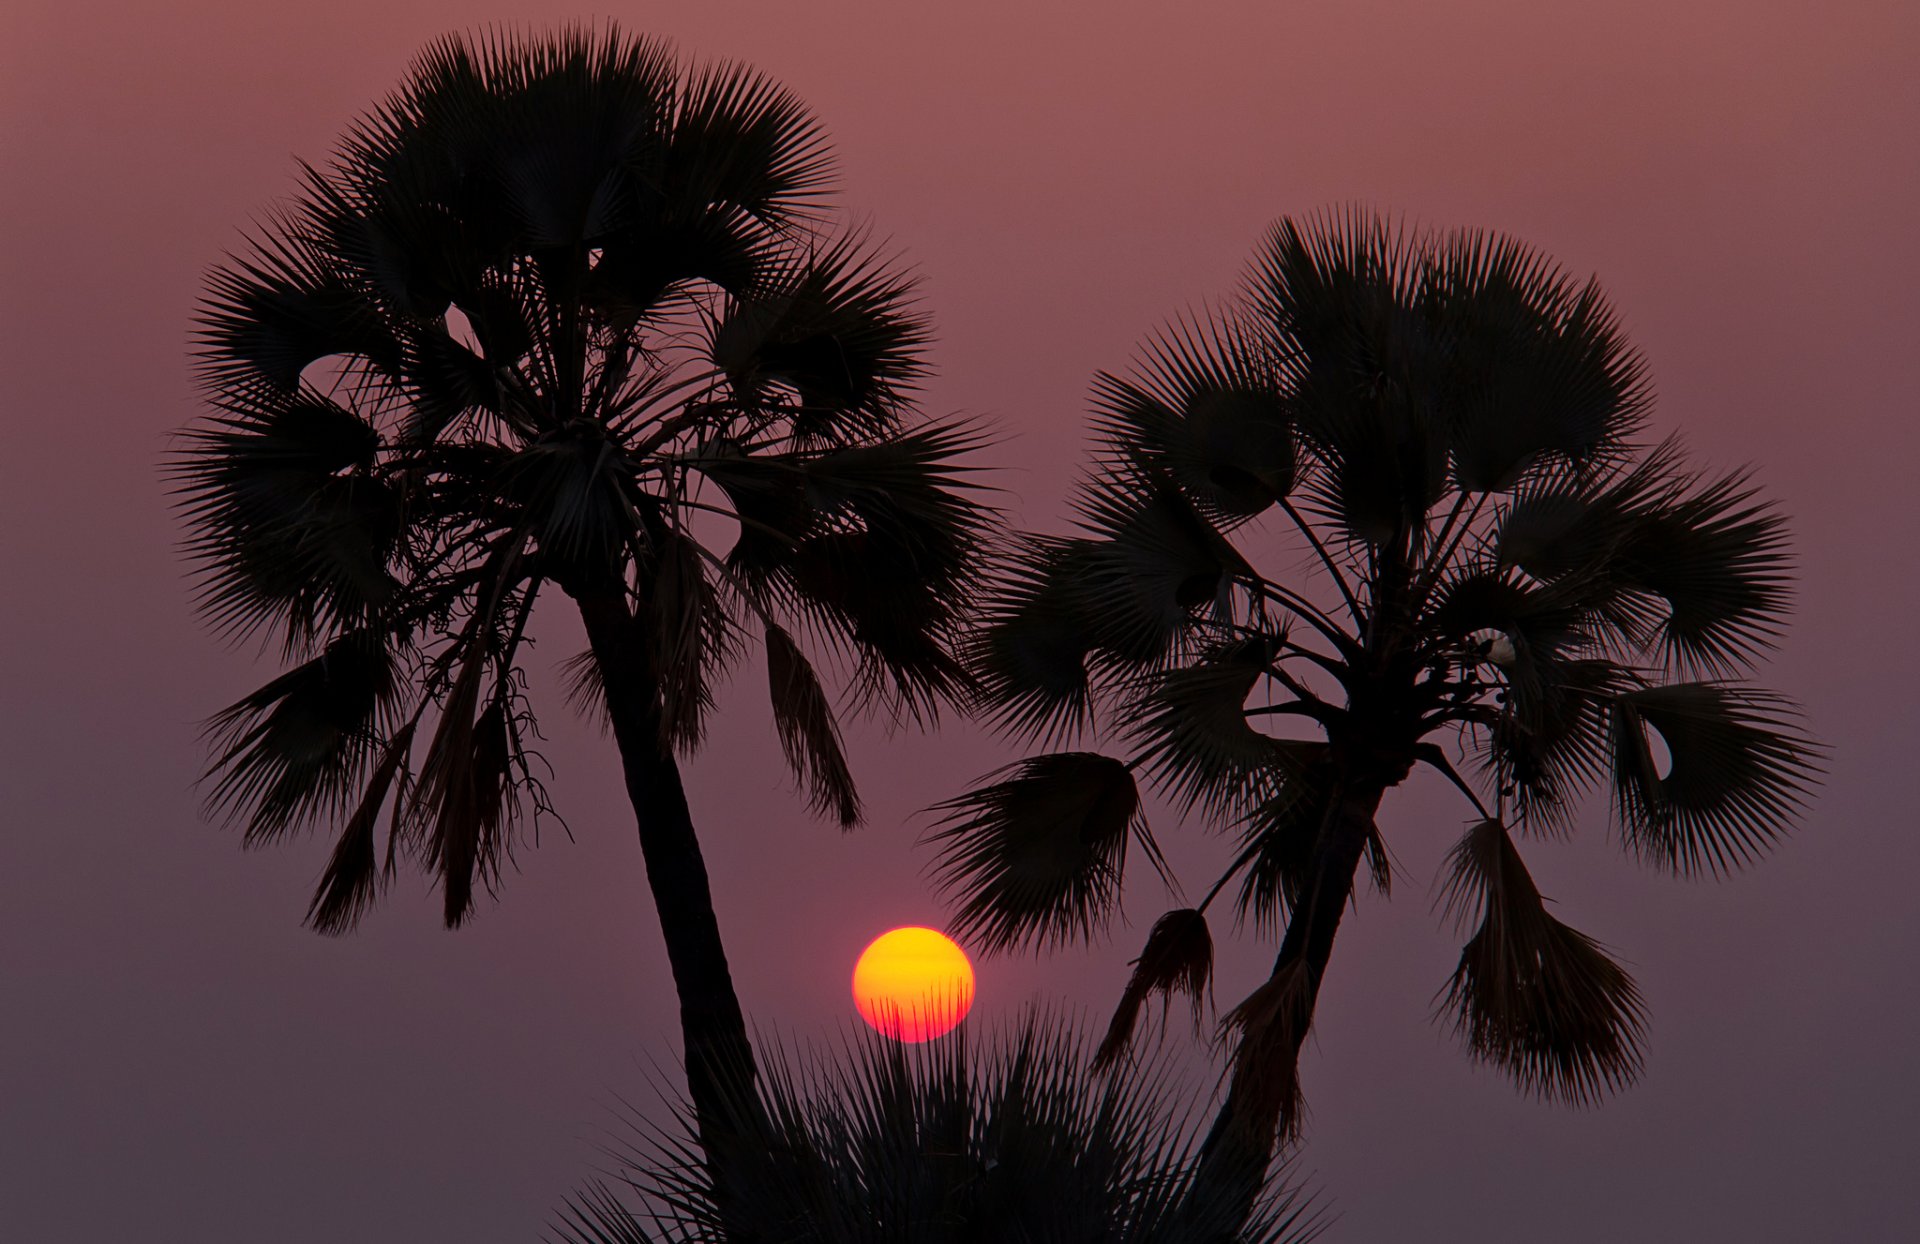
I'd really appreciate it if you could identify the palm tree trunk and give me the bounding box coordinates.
[569,583,758,1146]
[1185,772,1390,1235]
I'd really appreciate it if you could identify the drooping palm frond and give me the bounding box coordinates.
[1436,819,1646,1105]
[1217,962,1315,1147]
[1096,908,1215,1070]
[925,753,1149,954]
[201,627,403,842]
[764,622,860,828]
[305,719,417,934]
[551,1013,1324,1244]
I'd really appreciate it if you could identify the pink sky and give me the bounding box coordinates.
[3,2,1916,1239]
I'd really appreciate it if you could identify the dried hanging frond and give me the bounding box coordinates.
[305,720,418,934]
[764,622,861,828]
[1436,819,1646,1105]
[1218,961,1314,1147]
[926,753,1144,954]
[408,646,520,926]
[1094,907,1213,1070]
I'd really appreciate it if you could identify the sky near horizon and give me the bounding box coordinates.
[3,2,1917,1239]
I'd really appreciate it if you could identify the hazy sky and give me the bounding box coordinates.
[4,2,1916,1240]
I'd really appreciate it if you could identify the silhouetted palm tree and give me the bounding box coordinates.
[552,1013,1323,1244]
[175,26,989,1152]
[928,210,1819,1219]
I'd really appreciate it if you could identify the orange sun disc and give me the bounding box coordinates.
[851,926,976,1042]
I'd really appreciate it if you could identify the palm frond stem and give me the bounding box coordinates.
[1278,499,1363,627]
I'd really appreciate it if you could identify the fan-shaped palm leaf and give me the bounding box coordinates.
[926,753,1149,954]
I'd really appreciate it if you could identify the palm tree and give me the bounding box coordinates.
[552,1012,1323,1244]
[927,209,1819,1219]
[174,26,990,1155]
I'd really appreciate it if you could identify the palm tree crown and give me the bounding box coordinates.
[929,210,1819,1180]
[175,24,990,1155]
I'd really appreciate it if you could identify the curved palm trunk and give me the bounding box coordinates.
[1185,772,1390,1235]
[569,584,758,1147]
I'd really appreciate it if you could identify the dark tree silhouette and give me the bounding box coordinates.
[175,26,989,1159]
[553,1013,1323,1244]
[928,209,1820,1220]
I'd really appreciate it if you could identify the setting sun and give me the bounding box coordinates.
[851,927,975,1042]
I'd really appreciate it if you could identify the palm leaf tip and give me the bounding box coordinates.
[305,720,417,935]
[1437,819,1646,1105]
[1095,907,1213,1070]
[925,752,1143,955]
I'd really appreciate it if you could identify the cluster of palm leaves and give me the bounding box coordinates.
[929,210,1821,1175]
[174,24,1821,1242]
[553,1013,1322,1244]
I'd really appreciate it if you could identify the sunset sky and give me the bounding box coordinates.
[3,2,1916,1240]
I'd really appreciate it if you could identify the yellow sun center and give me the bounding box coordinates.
[851,926,976,1042]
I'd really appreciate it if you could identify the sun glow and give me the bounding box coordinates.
[851,926,975,1042]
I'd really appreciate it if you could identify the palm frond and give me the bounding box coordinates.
[173,390,402,646]
[926,753,1146,955]
[1090,311,1297,523]
[1613,465,1795,676]
[1608,682,1820,876]
[712,229,929,443]
[667,55,834,225]
[1484,657,1630,832]
[1096,908,1214,1070]
[1071,471,1253,667]
[644,529,737,753]
[967,536,1101,741]
[1436,818,1646,1104]
[786,528,972,723]
[1218,962,1315,1147]
[764,622,860,828]
[406,645,523,927]
[1125,637,1305,819]
[306,720,418,934]
[202,628,401,842]
[1423,229,1651,489]
[1231,752,1335,935]
[1251,210,1447,545]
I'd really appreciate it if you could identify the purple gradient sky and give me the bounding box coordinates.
[4,2,1916,1239]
